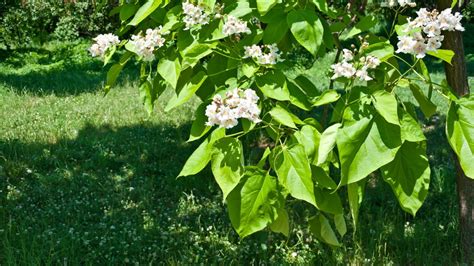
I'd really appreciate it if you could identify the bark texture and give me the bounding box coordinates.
[436,0,474,263]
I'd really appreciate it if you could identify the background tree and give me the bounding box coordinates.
[437,0,474,263]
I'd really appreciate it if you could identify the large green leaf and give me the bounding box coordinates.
[287,9,324,56]
[128,0,162,26]
[105,64,124,94]
[178,32,217,69]
[104,52,133,93]
[161,5,181,32]
[337,109,401,185]
[312,0,329,13]
[263,17,288,44]
[348,180,366,228]
[334,214,347,237]
[409,83,437,118]
[311,165,337,189]
[381,141,431,216]
[212,138,245,200]
[446,97,474,179]
[312,90,340,107]
[240,61,260,79]
[364,42,394,61]
[309,213,341,246]
[188,102,211,142]
[152,74,168,101]
[120,4,139,22]
[225,0,252,17]
[200,19,227,41]
[165,71,207,111]
[427,49,455,64]
[287,79,313,111]
[138,80,156,115]
[157,55,181,89]
[103,45,116,66]
[183,43,216,69]
[314,187,343,215]
[341,15,376,40]
[273,145,317,207]
[208,54,239,84]
[293,125,321,162]
[227,168,280,238]
[317,123,341,166]
[400,108,426,143]
[269,104,297,129]
[256,0,278,15]
[372,90,399,125]
[178,128,225,177]
[256,70,290,101]
[269,208,290,237]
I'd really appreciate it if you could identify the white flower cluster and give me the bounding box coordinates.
[129,27,166,61]
[331,49,381,81]
[89,34,120,59]
[397,8,464,58]
[205,89,261,129]
[244,44,282,65]
[382,0,416,7]
[222,15,251,36]
[182,1,210,30]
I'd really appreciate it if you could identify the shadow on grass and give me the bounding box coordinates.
[0,122,278,264]
[0,117,462,264]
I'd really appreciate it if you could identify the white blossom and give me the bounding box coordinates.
[331,49,381,81]
[396,36,417,54]
[331,62,356,79]
[222,15,251,36]
[438,8,464,31]
[412,41,427,58]
[365,56,381,69]
[205,88,261,129]
[426,35,444,51]
[423,21,441,37]
[356,67,373,81]
[244,44,282,65]
[129,27,166,61]
[342,49,354,62]
[243,45,262,58]
[182,1,209,30]
[397,8,464,58]
[89,33,120,59]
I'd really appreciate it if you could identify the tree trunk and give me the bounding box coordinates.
[436,0,474,263]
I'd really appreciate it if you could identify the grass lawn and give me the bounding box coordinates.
[0,37,473,264]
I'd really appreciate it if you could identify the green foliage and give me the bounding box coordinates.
[381,141,431,216]
[211,137,244,200]
[95,0,474,248]
[273,144,317,207]
[287,9,324,56]
[337,109,401,186]
[227,167,281,238]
